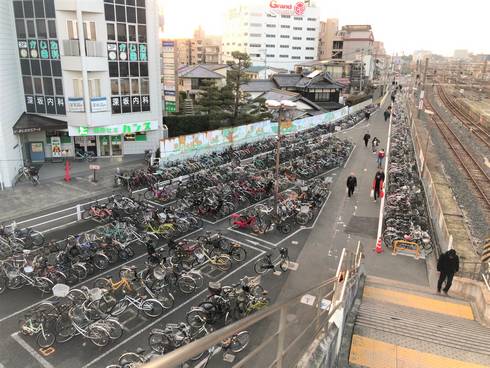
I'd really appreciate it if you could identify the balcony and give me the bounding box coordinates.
[62,40,107,72]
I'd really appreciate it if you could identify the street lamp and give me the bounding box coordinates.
[265,99,297,216]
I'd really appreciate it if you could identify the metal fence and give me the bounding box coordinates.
[141,243,365,368]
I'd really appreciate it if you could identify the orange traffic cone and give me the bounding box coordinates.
[64,160,71,182]
[374,237,383,253]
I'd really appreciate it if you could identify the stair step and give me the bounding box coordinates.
[359,301,484,333]
[355,319,490,356]
[366,275,433,294]
[355,313,490,350]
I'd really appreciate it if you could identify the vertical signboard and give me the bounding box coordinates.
[162,40,178,114]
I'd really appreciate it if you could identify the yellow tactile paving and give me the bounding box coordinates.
[363,286,474,320]
[350,335,488,368]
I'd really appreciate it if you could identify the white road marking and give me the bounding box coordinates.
[81,252,264,368]
[343,144,357,168]
[227,228,276,247]
[11,332,55,368]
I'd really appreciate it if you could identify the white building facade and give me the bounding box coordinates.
[9,0,162,169]
[222,1,321,71]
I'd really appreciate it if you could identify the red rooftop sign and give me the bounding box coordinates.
[269,1,306,16]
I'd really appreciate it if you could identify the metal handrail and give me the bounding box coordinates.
[143,243,364,368]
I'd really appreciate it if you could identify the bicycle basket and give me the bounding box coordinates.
[153,266,166,280]
[208,281,222,295]
[23,265,34,274]
[88,287,103,301]
[52,283,70,297]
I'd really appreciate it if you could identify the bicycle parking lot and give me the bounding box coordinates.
[0,104,383,368]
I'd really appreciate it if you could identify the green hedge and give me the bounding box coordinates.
[163,115,211,137]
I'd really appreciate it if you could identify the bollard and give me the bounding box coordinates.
[76,204,82,221]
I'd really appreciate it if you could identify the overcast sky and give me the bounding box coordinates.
[160,0,489,56]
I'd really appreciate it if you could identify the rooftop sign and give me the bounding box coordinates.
[268,0,305,16]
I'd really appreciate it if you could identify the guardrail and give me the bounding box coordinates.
[141,242,365,368]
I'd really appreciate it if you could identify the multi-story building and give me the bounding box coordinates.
[9,0,162,171]
[331,25,374,61]
[317,18,338,60]
[222,1,321,71]
[173,27,222,66]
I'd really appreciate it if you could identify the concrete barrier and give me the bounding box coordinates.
[451,276,490,326]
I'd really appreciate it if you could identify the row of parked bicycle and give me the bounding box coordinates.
[382,94,433,254]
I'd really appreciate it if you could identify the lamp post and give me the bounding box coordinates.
[265,99,297,216]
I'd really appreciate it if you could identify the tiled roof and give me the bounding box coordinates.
[178,65,224,79]
[241,79,277,92]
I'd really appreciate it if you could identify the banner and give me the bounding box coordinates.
[160,102,371,160]
[51,137,62,158]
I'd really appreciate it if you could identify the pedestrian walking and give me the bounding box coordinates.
[371,137,380,152]
[372,170,384,201]
[437,249,459,295]
[376,149,385,168]
[364,111,371,121]
[384,107,391,122]
[346,173,357,198]
[363,132,371,147]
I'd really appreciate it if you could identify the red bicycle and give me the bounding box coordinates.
[83,201,112,221]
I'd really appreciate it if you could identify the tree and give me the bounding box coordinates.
[197,79,234,127]
[226,51,252,123]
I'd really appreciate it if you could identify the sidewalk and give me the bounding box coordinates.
[277,95,429,305]
[0,155,146,222]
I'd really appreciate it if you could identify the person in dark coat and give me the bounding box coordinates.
[364,111,371,121]
[437,249,459,294]
[372,170,384,201]
[384,106,391,122]
[363,132,371,147]
[346,173,357,198]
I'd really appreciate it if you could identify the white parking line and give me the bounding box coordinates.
[0,227,204,324]
[11,332,55,368]
[227,228,276,247]
[81,251,264,368]
[343,144,357,168]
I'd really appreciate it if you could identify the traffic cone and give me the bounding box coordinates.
[64,160,71,182]
[374,237,383,253]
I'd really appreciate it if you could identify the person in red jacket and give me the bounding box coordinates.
[372,170,385,201]
[376,149,385,169]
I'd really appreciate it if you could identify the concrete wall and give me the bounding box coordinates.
[0,1,25,188]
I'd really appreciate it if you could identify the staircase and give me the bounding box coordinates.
[349,276,490,368]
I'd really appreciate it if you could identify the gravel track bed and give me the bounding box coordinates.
[422,90,490,252]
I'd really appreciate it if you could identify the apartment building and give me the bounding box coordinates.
[222,1,321,71]
[173,26,222,66]
[10,0,162,169]
[317,18,338,60]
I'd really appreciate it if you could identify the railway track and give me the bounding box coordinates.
[424,98,490,216]
[436,85,490,149]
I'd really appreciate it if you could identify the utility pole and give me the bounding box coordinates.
[417,57,429,118]
[360,48,364,92]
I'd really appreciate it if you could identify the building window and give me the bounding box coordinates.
[83,21,97,40]
[294,17,303,21]
[305,57,314,60]
[111,79,119,94]
[72,79,83,97]
[280,35,289,39]
[280,45,289,48]
[281,25,290,29]
[292,36,302,40]
[250,33,261,37]
[333,41,343,49]
[315,91,331,101]
[306,37,315,41]
[306,47,314,50]
[124,132,147,141]
[291,56,300,60]
[281,15,290,18]
[266,54,275,58]
[107,23,116,40]
[266,44,275,48]
[250,23,261,27]
[266,34,276,38]
[67,20,78,39]
[307,28,316,31]
[266,24,276,28]
[279,54,288,58]
[249,43,261,47]
[251,12,263,17]
[292,46,301,50]
[88,79,101,97]
[307,18,317,21]
[293,27,302,30]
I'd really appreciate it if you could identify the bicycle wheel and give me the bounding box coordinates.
[94,277,111,290]
[229,331,250,353]
[35,277,54,294]
[105,318,124,340]
[143,190,154,200]
[36,331,55,348]
[279,257,290,272]
[93,253,109,270]
[148,331,170,354]
[254,258,269,274]
[119,266,136,280]
[230,246,247,262]
[110,298,129,316]
[177,276,197,294]
[142,299,164,318]
[98,292,117,315]
[119,352,144,368]
[186,308,207,328]
[88,325,110,347]
[213,255,232,272]
[29,231,44,247]
[156,290,175,310]
[55,315,74,343]
[295,213,309,226]
[48,271,67,285]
